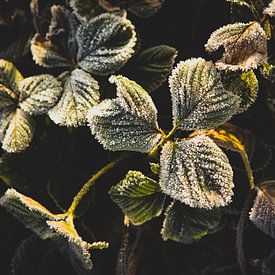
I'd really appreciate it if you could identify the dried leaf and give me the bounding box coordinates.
[160,135,234,209]
[249,181,275,239]
[49,68,100,127]
[169,58,240,130]
[88,75,162,153]
[109,171,165,225]
[205,22,267,71]
[76,13,137,75]
[161,201,221,243]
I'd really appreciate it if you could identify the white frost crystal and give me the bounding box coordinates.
[49,68,100,127]
[264,0,275,17]
[205,22,267,71]
[169,58,240,130]
[88,75,162,153]
[159,135,234,209]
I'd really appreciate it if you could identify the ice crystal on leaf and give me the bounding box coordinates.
[0,188,108,271]
[0,60,62,153]
[88,75,162,153]
[159,135,234,209]
[109,170,165,225]
[169,58,241,130]
[264,0,275,17]
[205,22,267,71]
[48,69,100,127]
[249,181,275,239]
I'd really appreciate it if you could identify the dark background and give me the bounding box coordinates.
[0,0,275,274]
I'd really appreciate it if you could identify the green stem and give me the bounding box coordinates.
[240,150,255,190]
[67,156,125,217]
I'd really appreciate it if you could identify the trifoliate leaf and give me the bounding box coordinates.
[0,108,35,153]
[109,170,165,225]
[264,0,275,16]
[249,181,275,239]
[48,68,100,127]
[18,74,63,115]
[88,75,162,153]
[205,22,267,71]
[169,58,240,130]
[76,13,137,75]
[159,135,234,209]
[31,6,79,68]
[128,0,166,17]
[223,70,259,112]
[126,45,177,92]
[0,59,23,92]
[161,201,221,243]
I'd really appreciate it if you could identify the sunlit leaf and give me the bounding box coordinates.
[126,45,177,92]
[109,170,165,225]
[0,108,35,153]
[76,13,137,75]
[169,58,240,130]
[223,70,259,112]
[18,74,63,115]
[160,135,234,209]
[205,22,267,71]
[264,0,275,16]
[49,68,100,127]
[161,201,221,243]
[249,181,275,239]
[88,75,162,153]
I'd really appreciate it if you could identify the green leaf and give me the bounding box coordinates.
[109,170,165,225]
[260,63,275,82]
[48,69,100,127]
[0,59,23,92]
[126,45,177,92]
[249,181,275,239]
[169,58,240,130]
[161,201,221,243]
[18,74,63,115]
[205,22,267,71]
[0,108,35,153]
[88,75,162,153]
[160,135,234,209]
[223,70,259,112]
[128,0,166,17]
[76,13,137,75]
[150,162,160,175]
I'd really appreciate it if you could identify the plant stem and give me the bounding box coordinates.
[67,156,125,217]
[240,150,255,190]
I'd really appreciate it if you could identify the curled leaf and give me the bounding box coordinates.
[169,58,240,130]
[49,69,100,127]
[161,201,221,243]
[76,13,137,75]
[205,22,267,71]
[160,135,234,209]
[18,74,63,115]
[88,75,162,153]
[109,171,165,225]
[249,181,275,239]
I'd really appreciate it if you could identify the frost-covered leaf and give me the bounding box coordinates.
[160,135,234,209]
[161,201,221,243]
[223,70,258,112]
[126,45,177,92]
[169,58,240,130]
[76,13,137,75]
[18,74,63,115]
[88,75,162,153]
[49,69,100,127]
[249,181,275,239]
[31,6,79,68]
[205,22,267,71]
[0,188,60,239]
[0,59,23,93]
[128,0,166,17]
[264,0,275,16]
[0,108,35,153]
[109,171,165,225]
